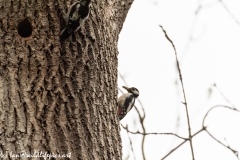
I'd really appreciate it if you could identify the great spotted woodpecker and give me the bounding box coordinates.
[118,86,139,120]
[60,0,91,41]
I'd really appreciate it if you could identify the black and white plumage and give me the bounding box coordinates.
[60,0,91,41]
[118,86,139,120]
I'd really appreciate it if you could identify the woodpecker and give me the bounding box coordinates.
[60,0,91,41]
[118,86,139,120]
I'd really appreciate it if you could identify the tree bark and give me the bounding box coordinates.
[0,0,133,159]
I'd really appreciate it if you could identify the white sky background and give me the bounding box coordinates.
[118,0,240,159]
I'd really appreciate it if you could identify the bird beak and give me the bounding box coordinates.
[122,86,130,91]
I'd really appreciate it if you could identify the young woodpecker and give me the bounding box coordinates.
[60,0,91,41]
[118,86,139,120]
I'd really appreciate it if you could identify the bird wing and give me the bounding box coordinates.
[125,95,135,113]
[117,93,135,119]
[118,93,132,109]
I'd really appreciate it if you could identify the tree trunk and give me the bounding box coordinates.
[0,0,133,159]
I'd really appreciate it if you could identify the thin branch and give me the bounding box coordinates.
[136,98,146,122]
[202,105,240,128]
[205,129,239,160]
[218,0,240,25]
[133,93,146,160]
[162,104,240,159]
[159,25,195,160]
[202,105,240,159]
[126,130,136,160]
[118,87,125,95]
[161,128,205,160]
[181,1,219,61]
[213,83,236,109]
[121,124,188,140]
[135,103,146,160]
[119,73,129,87]
[133,98,147,160]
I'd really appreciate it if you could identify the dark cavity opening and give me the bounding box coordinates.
[18,18,33,38]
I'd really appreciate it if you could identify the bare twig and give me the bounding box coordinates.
[202,105,240,128]
[218,0,240,25]
[181,1,219,61]
[159,25,195,160]
[134,102,146,160]
[161,128,205,160]
[213,83,236,109]
[133,93,147,159]
[121,124,188,140]
[126,129,136,160]
[205,129,239,160]
[202,105,240,159]
[162,104,240,159]
[119,73,129,87]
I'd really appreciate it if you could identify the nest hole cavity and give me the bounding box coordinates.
[18,18,33,38]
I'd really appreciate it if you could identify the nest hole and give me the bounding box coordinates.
[18,18,33,38]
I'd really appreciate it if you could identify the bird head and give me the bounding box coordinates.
[122,86,139,98]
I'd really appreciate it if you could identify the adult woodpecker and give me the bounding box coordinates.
[118,86,139,120]
[60,0,91,41]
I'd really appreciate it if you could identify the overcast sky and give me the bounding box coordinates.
[118,0,240,159]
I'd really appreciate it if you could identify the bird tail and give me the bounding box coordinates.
[60,27,73,41]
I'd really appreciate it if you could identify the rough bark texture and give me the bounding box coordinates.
[0,0,133,159]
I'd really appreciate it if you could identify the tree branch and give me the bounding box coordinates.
[159,25,195,160]
[126,130,136,160]
[161,128,205,160]
[213,83,236,109]
[202,105,240,128]
[121,124,188,140]
[202,105,240,159]
[218,0,240,25]
[205,129,239,160]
